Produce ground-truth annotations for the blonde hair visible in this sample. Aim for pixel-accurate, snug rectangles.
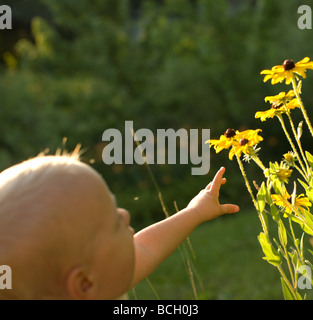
[0,151,81,206]
[0,151,99,299]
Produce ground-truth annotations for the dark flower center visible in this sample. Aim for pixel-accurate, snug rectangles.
[239,138,249,146]
[287,196,292,204]
[283,60,295,71]
[224,128,236,138]
[272,103,283,110]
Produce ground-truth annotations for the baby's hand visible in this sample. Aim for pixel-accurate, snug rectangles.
[187,167,239,223]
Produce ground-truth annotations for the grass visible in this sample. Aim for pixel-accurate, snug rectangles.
[128,209,285,300]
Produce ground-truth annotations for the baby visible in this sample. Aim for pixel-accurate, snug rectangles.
[0,154,239,299]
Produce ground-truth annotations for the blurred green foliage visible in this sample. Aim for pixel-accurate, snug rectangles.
[1,0,313,227]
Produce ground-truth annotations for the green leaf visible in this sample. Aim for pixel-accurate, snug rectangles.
[260,210,269,232]
[258,232,281,266]
[265,182,273,204]
[291,182,297,207]
[303,209,313,233]
[256,182,267,213]
[306,187,313,202]
[297,80,302,94]
[281,277,294,300]
[270,204,280,222]
[289,214,313,236]
[297,179,313,202]
[272,178,286,196]
[280,278,302,300]
[305,151,313,170]
[278,220,287,246]
[289,250,298,270]
[300,233,305,259]
[298,179,308,190]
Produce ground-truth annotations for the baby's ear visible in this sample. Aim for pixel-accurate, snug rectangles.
[66,266,94,300]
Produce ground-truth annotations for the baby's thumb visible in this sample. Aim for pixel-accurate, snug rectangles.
[221,204,240,214]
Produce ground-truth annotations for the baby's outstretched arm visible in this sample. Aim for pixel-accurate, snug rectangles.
[130,167,239,287]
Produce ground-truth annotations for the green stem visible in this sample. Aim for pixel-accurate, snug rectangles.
[285,108,310,175]
[288,217,304,264]
[252,155,266,171]
[294,164,309,183]
[235,152,268,236]
[277,114,307,177]
[133,129,170,218]
[277,265,299,300]
[282,237,296,289]
[236,153,257,207]
[292,78,313,138]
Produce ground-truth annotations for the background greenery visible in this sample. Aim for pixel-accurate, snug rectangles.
[2,0,313,299]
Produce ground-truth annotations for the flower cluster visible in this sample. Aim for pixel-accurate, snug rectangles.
[208,57,313,300]
[207,128,263,160]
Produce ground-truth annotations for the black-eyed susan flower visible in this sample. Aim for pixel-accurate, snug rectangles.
[206,128,237,153]
[235,129,263,143]
[271,192,311,217]
[255,91,300,122]
[228,129,263,160]
[265,161,293,184]
[261,57,313,85]
[264,90,295,106]
[255,106,282,122]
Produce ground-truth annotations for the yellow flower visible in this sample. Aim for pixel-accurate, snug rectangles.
[229,129,263,160]
[261,57,313,85]
[209,129,263,160]
[255,91,300,122]
[264,90,295,106]
[206,128,237,153]
[235,129,263,145]
[255,108,280,122]
[283,152,297,166]
[265,162,292,184]
[276,168,293,183]
[272,192,311,217]
[283,152,294,162]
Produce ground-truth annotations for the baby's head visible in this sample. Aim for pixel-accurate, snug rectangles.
[0,155,135,299]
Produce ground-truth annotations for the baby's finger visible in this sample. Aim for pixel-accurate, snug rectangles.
[205,168,226,191]
[205,182,212,191]
[210,167,226,195]
[206,177,226,190]
[221,204,240,214]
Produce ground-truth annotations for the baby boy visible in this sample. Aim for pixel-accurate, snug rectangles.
[0,154,239,299]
